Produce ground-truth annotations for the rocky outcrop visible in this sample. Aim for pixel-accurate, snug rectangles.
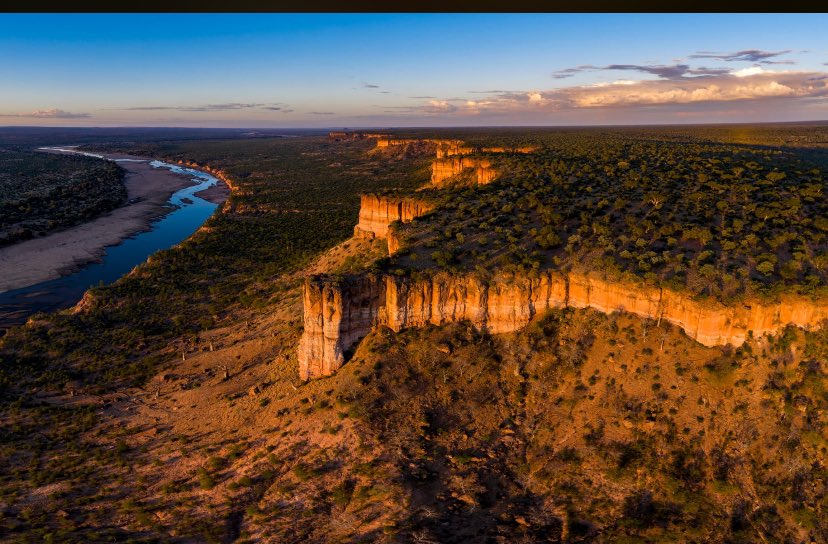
[301,133,828,380]
[483,146,538,155]
[435,140,473,158]
[435,142,538,158]
[377,137,451,150]
[175,161,238,192]
[431,157,497,186]
[353,194,434,239]
[297,274,387,380]
[375,138,538,158]
[297,270,828,379]
[386,225,404,255]
[329,131,388,141]
[375,138,412,148]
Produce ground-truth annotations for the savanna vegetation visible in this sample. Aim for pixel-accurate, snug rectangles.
[0,148,126,246]
[0,134,430,542]
[332,311,828,543]
[384,129,828,303]
[0,125,827,542]
[0,136,430,392]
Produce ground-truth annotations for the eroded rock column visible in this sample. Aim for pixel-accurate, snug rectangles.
[297,274,385,380]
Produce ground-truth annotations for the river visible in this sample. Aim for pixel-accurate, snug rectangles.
[0,150,222,329]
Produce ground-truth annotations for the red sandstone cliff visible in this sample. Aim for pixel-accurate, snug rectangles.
[297,275,386,380]
[353,194,434,239]
[434,142,538,158]
[435,140,473,158]
[297,270,828,379]
[377,138,537,159]
[375,138,412,148]
[297,136,828,381]
[329,131,388,141]
[431,157,497,186]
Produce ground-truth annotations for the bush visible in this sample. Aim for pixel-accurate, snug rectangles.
[197,468,215,490]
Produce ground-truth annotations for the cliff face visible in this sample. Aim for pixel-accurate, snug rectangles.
[435,144,538,158]
[297,270,828,379]
[435,141,474,158]
[297,275,387,380]
[377,138,534,158]
[300,135,828,380]
[353,194,434,239]
[378,138,460,152]
[386,226,403,255]
[375,138,412,148]
[431,157,497,186]
[329,131,387,141]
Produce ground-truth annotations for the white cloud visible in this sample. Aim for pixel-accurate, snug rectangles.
[0,108,91,119]
[423,100,458,114]
[415,69,828,116]
[731,66,766,77]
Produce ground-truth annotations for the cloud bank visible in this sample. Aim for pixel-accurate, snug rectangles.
[122,103,286,112]
[0,108,91,119]
[552,64,731,80]
[688,49,792,62]
[416,62,828,120]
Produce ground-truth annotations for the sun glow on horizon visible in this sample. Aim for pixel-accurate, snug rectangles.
[1,13,827,127]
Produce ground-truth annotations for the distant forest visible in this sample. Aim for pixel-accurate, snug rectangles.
[0,148,126,246]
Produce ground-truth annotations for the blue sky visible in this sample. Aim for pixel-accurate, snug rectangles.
[1,13,827,127]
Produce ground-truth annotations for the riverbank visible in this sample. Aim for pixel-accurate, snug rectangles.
[0,153,229,293]
[193,179,231,204]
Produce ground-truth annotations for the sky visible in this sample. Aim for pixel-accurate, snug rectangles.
[1,13,827,128]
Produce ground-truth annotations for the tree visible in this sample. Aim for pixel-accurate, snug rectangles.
[756,261,775,276]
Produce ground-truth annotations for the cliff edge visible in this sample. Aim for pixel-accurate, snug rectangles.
[297,270,828,379]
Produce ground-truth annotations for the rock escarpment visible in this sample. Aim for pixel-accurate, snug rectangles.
[377,137,456,151]
[297,270,828,379]
[373,138,533,186]
[435,140,474,158]
[435,143,538,158]
[328,131,388,141]
[375,138,414,148]
[376,138,535,158]
[300,134,827,380]
[297,274,387,380]
[431,157,497,186]
[386,225,404,255]
[353,194,434,239]
[175,161,238,192]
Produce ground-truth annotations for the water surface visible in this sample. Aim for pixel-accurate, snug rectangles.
[0,153,220,329]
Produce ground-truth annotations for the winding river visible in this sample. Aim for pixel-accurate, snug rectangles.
[0,150,222,329]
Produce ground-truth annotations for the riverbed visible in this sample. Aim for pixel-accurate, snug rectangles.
[0,149,228,329]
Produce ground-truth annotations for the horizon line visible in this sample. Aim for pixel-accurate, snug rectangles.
[3,120,828,131]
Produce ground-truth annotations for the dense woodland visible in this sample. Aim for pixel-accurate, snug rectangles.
[387,130,828,302]
[0,126,827,542]
[0,148,126,246]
